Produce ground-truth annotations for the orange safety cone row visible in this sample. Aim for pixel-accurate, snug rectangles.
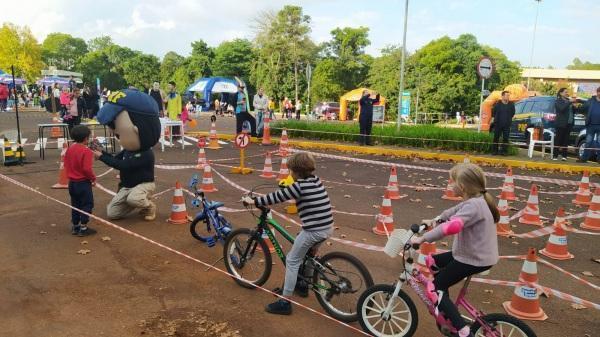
[503,248,547,321]
[277,129,289,156]
[260,152,276,178]
[51,142,69,189]
[581,187,600,231]
[572,171,592,205]
[200,163,218,193]
[442,178,462,201]
[262,117,272,145]
[167,182,191,224]
[539,223,574,260]
[196,147,207,170]
[416,239,437,279]
[496,196,514,237]
[386,166,406,200]
[519,184,543,226]
[498,167,518,201]
[373,190,394,236]
[207,122,221,149]
[277,156,290,180]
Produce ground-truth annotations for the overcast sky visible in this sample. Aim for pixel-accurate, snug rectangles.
[2,0,598,68]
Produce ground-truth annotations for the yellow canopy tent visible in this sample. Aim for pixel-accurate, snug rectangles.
[339,88,386,121]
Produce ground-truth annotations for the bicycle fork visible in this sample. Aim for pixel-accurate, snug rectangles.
[381,273,408,320]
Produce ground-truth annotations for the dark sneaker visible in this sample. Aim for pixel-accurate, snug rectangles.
[295,281,309,298]
[78,226,97,237]
[71,224,80,235]
[265,299,292,315]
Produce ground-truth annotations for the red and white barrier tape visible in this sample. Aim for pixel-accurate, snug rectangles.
[96,168,114,178]
[332,210,376,217]
[0,173,371,336]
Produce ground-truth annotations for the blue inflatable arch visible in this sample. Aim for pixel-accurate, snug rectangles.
[186,77,238,111]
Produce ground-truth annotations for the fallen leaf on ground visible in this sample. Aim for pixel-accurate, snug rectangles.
[342,171,347,177]
[426,205,434,209]
[592,258,600,264]
[340,234,347,238]
[80,240,88,245]
[77,249,91,255]
[326,241,332,246]
[164,261,170,265]
[39,231,47,234]
[345,179,352,182]
[511,241,519,245]
[440,242,449,247]
[409,198,422,203]
[362,238,367,242]
[482,301,491,304]
[50,223,56,227]
[582,271,594,277]
[334,226,340,230]
[484,289,494,294]
[372,205,380,209]
[101,236,111,241]
[344,194,351,198]
[571,303,586,310]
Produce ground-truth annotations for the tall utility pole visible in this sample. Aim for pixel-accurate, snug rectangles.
[526,0,542,90]
[397,0,409,130]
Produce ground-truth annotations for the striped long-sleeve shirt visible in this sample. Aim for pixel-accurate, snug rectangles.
[255,175,333,231]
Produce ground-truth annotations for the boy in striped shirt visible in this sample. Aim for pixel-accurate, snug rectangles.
[244,152,333,315]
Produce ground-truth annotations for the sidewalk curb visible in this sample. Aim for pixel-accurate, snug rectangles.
[186,131,600,174]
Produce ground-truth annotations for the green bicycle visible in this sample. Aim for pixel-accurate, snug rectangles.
[222,192,374,322]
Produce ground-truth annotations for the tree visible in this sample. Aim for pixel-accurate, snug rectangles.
[0,23,44,83]
[122,54,160,90]
[367,46,403,120]
[88,36,113,52]
[77,51,126,90]
[212,39,254,79]
[567,58,600,71]
[41,33,88,70]
[187,40,213,80]
[160,51,185,85]
[310,58,345,102]
[252,6,316,102]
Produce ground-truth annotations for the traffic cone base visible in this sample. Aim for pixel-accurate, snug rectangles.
[167,182,190,224]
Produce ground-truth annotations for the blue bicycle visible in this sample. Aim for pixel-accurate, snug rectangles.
[188,174,233,247]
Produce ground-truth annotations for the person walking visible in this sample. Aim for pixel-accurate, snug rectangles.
[295,99,302,120]
[253,87,269,137]
[0,83,8,112]
[59,87,71,118]
[579,87,600,163]
[358,90,380,146]
[490,91,515,156]
[553,88,575,161]
[64,87,86,135]
[235,84,256,136]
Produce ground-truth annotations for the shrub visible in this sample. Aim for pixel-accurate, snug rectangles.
[270,120,517,155]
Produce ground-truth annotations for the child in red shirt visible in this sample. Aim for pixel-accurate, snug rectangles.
[64,125,96,236]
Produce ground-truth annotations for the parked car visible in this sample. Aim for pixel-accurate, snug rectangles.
[509,96,587,155]
[313,102,342,120]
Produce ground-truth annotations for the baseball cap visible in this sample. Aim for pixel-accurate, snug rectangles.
[97,89,159,125]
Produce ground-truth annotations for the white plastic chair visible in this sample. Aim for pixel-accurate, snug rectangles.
[527,127,554,159]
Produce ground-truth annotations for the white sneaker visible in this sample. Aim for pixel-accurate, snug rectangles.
[552,157,558,161]
[561,157,567,161]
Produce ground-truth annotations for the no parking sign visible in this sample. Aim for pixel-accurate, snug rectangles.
[234,133,250,149]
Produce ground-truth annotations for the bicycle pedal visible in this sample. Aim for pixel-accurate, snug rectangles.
[206,237,216,247]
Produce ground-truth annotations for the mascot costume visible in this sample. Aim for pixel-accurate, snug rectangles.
[94,89,161,221]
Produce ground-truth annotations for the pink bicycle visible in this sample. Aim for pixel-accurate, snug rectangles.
[357,224,536,337]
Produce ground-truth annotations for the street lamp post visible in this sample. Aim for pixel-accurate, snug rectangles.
[526,0,542,90]
[397,0,409,130]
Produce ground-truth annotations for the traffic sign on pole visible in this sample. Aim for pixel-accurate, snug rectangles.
[477,57,494,79]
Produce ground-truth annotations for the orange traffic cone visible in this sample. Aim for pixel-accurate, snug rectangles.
[386,166,406,200]
[496,196,514,237]
[373,190,394,236]
[52,142,69,189]
[196,147,207,169]
[200,163,218,193]
[572,171,592,206]
[277,156,290,180]
[262,117,272,145]
[503,248,547,321]
[552,207,569,229]
[442,178,462,201]
[277,129,289,156]
[581,187,600,231]
[167,182,191,224]
[258,229,276,253]
[260,152,276,178]
[498,167,518,201]
[207,122,221,149]
[416,240,437,279]
[519,184,543,226]
[539,224,574,260]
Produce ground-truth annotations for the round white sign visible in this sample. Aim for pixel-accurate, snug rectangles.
[234,133,250,149]
[477,57,494,79]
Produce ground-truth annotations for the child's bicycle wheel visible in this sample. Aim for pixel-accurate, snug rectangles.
[189,215,215,243]
[223,228,272,289]
[313,252,374,323]
[357,284,418,336]
[471,313,537,337]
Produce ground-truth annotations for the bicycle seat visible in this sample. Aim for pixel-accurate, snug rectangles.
[207,201,224,210]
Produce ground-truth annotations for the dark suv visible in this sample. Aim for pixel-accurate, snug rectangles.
[509,96,587,154]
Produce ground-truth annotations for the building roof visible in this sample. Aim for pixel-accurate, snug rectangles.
[41,66,83,78]
[522,68,600,81]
